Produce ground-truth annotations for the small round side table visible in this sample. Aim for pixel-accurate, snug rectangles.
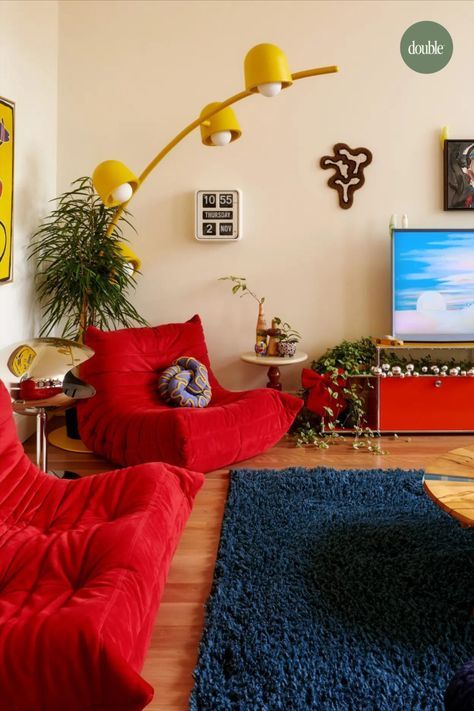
[240,351,308,390]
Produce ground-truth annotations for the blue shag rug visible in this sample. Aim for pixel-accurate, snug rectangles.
[189,468,474,711]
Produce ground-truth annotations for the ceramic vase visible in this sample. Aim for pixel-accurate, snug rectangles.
[255,303,267,355]
[278,341,297,358]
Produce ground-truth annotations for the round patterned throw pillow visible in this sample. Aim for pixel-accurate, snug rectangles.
[158,356,212,408]
[445,660,474,710]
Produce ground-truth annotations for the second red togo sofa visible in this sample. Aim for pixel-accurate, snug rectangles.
[0,380,204,711]
[77,315,303,472]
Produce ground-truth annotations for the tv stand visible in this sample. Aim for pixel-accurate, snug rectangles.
[375,343,474,433]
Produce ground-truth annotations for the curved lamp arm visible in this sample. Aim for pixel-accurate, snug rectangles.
[94,50,339,236]
[105,88,249,236]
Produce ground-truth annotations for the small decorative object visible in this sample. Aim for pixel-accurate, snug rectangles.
[0,96,14,283]
[373,336,404,346]
[468,369,474,377]
[413,371,420,377]
[461,370,467,377]
[255,338,267,356]
[449,367,460,376]
[273,317,301,358]
[256,302,268,353]
[158,357,212,408]
[406,364,414,372]
[278,342,297,358]
[382,363,390,371]
[266,319,281,357]
[444,140,474,210]
[441,365,448,372]
[320,142,372,209]
[422,366,428,373]
[392,366,402,376]
[219,276,267,354]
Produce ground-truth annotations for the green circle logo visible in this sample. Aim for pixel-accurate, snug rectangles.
[400,21,453,73]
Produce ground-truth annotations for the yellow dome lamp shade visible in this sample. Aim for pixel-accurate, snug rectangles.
[92,160,139,207]
[244,43,293,97]
[200,103,242,147]
[116,242,142,274]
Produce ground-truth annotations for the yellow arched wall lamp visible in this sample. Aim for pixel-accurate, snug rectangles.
[91,43,339,262]
[50,44,336,454]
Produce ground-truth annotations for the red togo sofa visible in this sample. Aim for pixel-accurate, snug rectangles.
[77,315,303,472]
[0,380,204,711]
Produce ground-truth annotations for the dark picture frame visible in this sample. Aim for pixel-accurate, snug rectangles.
[444,139,474,210]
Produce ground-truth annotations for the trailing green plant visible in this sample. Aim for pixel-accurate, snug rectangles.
[219,276,265,304]
[312,337,376,375]
[29,177,147,339]
[273,317,301,344]
[293,337,474,455]
[293,337,386,454]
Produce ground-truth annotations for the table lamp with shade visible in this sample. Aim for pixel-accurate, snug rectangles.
[5,338,96,477]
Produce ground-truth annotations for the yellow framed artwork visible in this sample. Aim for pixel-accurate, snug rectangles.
[0,96,14,283]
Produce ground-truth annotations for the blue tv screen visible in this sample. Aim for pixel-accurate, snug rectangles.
[392,229,474,342]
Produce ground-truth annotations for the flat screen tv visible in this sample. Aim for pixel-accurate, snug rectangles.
[392,228,474,342]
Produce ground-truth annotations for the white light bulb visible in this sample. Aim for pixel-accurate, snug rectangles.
[257,82,282,97]
[210,131,232,146]
[111,183,133,204]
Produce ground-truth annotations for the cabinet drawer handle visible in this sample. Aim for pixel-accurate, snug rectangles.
[434,379,442,388]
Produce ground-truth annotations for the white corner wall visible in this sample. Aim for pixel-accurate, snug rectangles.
[0,0,58,438]
[56,0,474,391]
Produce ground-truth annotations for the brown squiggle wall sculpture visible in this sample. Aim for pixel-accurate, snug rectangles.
[320,143,372,209]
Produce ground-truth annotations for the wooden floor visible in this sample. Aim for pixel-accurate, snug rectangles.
[25,430,474,711]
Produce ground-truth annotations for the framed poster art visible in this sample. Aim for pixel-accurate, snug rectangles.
[0,96,14,283]
[444,139,474,210]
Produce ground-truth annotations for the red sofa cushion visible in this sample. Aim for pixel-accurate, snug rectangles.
[0,381,204,711]
[78,315,303,472]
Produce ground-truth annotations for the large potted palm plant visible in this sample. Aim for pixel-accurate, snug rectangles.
[29,176,147,446]
[30,176,146,339]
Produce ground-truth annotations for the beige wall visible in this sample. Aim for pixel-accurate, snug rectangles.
[57,0,474,391]
[0,0,58,438]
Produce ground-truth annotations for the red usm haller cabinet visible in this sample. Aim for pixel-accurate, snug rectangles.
[377,376,474,432]
[375,344,474,433]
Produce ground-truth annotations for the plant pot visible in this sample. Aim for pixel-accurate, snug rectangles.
[65,406,81,439]
[278,342,297,358]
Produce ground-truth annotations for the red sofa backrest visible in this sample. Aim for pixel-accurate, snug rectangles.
[0,380,39,509]
[81,315,221,401]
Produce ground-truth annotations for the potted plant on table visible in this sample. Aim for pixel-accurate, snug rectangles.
[219,276,268,354]
[273,317,301,357]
